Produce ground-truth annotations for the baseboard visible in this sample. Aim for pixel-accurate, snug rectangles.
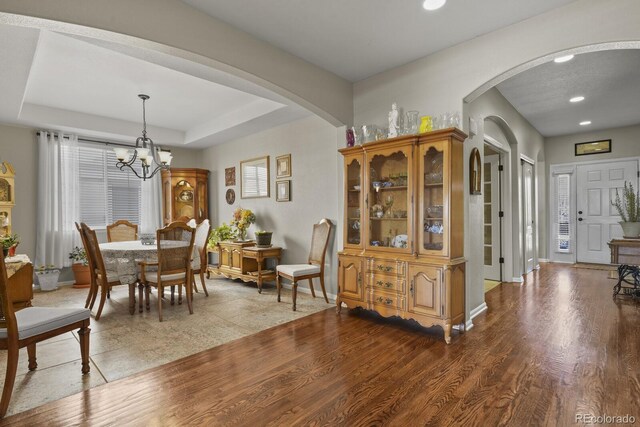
[464,302,488,331]
[538,258,550,263]
[280,283,337,302]
[511,276,524,283]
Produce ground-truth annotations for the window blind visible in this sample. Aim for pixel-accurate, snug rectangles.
[78,143,141,228]
[556,174,570,252]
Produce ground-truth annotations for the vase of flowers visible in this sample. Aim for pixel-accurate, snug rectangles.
[231,207,256,242]
[612,181,640,238]
[68,246,91,288]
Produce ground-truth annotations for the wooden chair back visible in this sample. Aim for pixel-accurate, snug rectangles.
[308,219,332,270]
[106,220,138,242]
[0,251,17,336]
[193,219,211,270]
[75,222,95,274]
[156,222,195,276]
[81,223,110,282]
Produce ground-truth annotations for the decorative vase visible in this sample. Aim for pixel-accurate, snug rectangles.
[419,116,433,133]
[619,221,640,239]
[346,129,355,147]
[255,232,273,247]
[237,229,247,242]
[7,244,17,257]
[71,263,91,288]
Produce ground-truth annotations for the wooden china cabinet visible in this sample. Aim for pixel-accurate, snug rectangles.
[337,128,466,344]
[161,168,209,225]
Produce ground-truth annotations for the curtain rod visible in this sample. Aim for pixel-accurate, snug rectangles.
[36,131,136,149]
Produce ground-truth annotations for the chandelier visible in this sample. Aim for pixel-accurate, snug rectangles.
[113,94,172,180]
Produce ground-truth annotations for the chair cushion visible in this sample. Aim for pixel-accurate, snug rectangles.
[0,307,90,340]
[276,264,320,278]
[139,271,187,283]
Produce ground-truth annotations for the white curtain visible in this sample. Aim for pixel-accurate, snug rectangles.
[36,132,80,268]
[140,172,163,235]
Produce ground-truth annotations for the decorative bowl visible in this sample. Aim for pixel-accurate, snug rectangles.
[426,205,443,218]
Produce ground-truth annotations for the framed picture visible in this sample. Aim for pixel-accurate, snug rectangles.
[276,154,291,178]
[575,139,611,156]
[240,156,270,199]
[276,180,290,202]
[469,147,481,195]
[225,167,236,186]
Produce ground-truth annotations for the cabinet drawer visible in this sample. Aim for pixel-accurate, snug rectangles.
[369,273,405,293]
[367,259,406,276]
[368,289,406,311]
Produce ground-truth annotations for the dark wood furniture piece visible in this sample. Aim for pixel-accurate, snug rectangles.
[209,242,282,293]
[139,222,195,322]
[337,128,466,344]
[106,220,138,242]
[81,223,130,320]
[276,219,332,311]
[3,255,33,311]
[161,168,209,225]
[0,252,90,418]
[608,238,640,298]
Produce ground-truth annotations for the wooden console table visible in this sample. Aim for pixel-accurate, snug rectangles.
[608,239,640,299]
[5,254,34,310]
[208,241,282,293]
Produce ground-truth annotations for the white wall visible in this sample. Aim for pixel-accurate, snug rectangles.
[201,115,340,295]
[0,124,38,259]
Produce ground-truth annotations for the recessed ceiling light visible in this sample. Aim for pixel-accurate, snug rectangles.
[570,96,585,103]
[579,121,591,126]
[423,0,446,11]
[554,54,574,63]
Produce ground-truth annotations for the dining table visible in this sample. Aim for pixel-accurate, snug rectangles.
[99,240,191,314]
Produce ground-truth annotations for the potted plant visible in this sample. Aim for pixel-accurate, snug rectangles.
[35,265,61,291]
[207,222,237,249]
[68,246,91,288]
[612,181,640,238]
[255,230,273,247]
[231,207,256,241]
[1,233,19,257]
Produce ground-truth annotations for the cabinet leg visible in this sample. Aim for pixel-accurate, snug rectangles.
[444,324,452,344]
[336,297,342,314]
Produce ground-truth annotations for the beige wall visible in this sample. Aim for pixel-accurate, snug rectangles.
[0,124,38,259]
[168,146,204,169]
[201,115,340,296]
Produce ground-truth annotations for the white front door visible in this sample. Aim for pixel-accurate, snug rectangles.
[484,155,501,281]
[522,161,535,274]
[576,160,639,263]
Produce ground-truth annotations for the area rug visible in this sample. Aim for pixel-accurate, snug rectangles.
[484,279,501,293]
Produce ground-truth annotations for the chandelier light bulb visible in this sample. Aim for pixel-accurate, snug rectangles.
[423,0,446,11]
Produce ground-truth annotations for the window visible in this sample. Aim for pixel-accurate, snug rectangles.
[78,143,142,228]
[556,173,570,252]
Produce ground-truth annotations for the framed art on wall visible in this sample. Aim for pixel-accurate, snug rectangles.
[575,139,611,156]
[240,156,270,199]
[276,180,290,202]
[276,154,291,178]
[225,167,236,186]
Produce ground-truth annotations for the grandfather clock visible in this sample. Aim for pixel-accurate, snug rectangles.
[161,168,209,225]
[0,162,15,236]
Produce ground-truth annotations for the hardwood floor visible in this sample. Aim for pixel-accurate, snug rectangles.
[1,263,638,426]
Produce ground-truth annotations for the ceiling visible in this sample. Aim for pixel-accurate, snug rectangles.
[182,0,578,82]
[496,50,640,137]
[0,23,310,148]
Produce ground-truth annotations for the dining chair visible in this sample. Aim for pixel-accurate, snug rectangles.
[75,222,96,309]
[106,220,138,242]
[81,223,125,320]
[191,219,211,297]
[139,222,195,321]
[0,251,90,418]
[276,218,333,311]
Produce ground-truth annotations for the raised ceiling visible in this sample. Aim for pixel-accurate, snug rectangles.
[182,0,578,82]
[496,50,640,137]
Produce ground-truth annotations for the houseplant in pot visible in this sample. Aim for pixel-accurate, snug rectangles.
[612,181,640,238]
[255,230,273,247]
[35,265,61,291]
[1,233,19,257]
[207,222,236,249]
[69,246,91,288]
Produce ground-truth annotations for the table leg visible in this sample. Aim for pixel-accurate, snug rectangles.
[138,282,144,313]
[128,283,136,315]
[257,255,263,294]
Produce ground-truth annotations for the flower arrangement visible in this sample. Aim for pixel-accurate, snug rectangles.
[231,207,256,241]
[68,246,88,265]
[208,222,237,248]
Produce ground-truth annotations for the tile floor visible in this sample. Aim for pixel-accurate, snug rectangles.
[0,277,332,417]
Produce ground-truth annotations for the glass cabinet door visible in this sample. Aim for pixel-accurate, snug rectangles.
[421,142,448,255]
[345,156,363,247]
[174,179,195,219]
[366,148,411,251]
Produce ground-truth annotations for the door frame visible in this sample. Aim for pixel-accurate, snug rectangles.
[483,151,502,281]
[548,156,640,263]
[521,155,537,274]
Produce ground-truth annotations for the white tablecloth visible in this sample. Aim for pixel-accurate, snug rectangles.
[99,240,189,285]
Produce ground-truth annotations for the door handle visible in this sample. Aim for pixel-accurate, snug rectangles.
[578,218,583,221]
